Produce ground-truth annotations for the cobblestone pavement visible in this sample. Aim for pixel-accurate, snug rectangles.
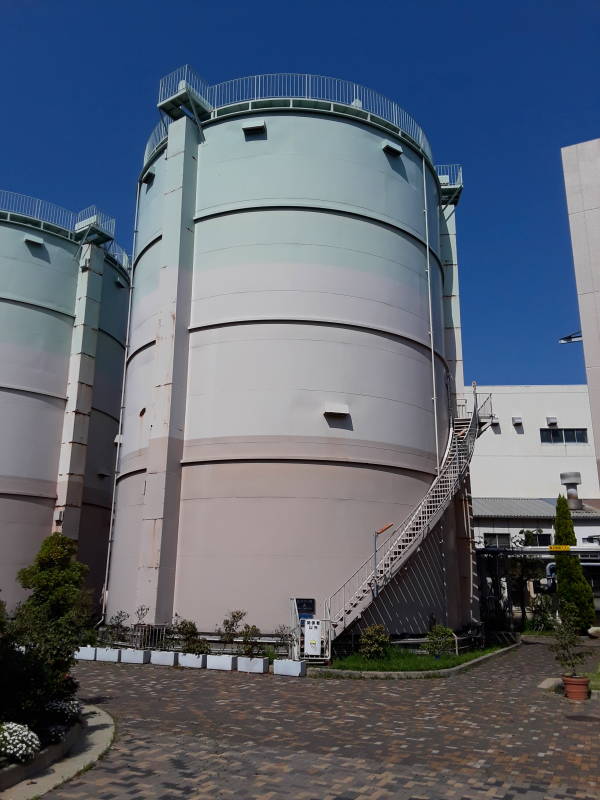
[45,642,600,800]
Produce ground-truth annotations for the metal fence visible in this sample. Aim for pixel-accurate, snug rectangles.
[0,189,76,231]
[151,66,433,161]
[0,190,129,269]
[434,164,463,187]
[104,240,130,270]
[76,205,116,238]
[144,117,171,163]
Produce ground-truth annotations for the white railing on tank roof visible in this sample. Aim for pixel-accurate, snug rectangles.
[0,189,76,231]
[0,190,129,271]
[435,164,463,187]
[151,66,433,161]
[144,117,171,162]
[76,205,116,238]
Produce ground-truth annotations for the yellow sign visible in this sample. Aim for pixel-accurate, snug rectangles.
[548,544,571,551]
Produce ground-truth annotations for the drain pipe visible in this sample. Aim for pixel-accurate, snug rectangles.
[422,158,440,472]
[99,179,141,623]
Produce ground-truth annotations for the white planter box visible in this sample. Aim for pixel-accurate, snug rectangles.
[207,654,237,671]
[237,656,269,673]
[96,647,120,663]
[75,646,96,661]
[120,648,150,664]
[274,659,306,677]
[178,653,207,669]
[150,650,178,666]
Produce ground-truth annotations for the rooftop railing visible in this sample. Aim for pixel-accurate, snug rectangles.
[0,190,129,270]
[434,164,463,187]
[148,66,433,161]
[0,189,76,231]
[76,205,116,238]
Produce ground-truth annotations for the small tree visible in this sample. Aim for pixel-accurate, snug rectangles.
[553,496,595,633]
[551,602,585,676]
[2,534,93,727]
[218,610,246,646]
[240,624,262,657]
[359,624,389,660]
[173,617,211,655]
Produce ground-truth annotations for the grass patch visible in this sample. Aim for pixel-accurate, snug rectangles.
[329,645,503,672]
[586,658,600,690]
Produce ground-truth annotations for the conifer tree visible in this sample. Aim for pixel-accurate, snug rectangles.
[553,495,595,632]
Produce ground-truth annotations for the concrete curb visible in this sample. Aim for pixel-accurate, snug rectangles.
[307,642,520,680]
[0,722,82,793]
[2,705,114,800]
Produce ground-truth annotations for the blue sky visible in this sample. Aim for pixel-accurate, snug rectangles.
[2,0,599,385]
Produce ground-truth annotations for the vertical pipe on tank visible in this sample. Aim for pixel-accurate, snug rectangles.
[100,180,141,621]
[422,157,440,471]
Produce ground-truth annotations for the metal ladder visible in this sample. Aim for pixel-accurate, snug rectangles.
[321,391,492,655]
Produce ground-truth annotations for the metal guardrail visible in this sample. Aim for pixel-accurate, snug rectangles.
[76,205,116,238]
[158,64,212,107]
[147,66,434,162]
[435,164,463,186]
[144,118,170,162]
[0,189,76,230]
[0,190,129,270]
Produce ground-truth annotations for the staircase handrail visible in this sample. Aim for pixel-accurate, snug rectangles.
[324,391,489,631]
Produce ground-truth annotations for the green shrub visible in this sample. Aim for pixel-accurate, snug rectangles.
[171,616,211,654]
[551,602,585,676]
[359,624,389,660]
[218,610,246,645]
[100,610,130,644]
[424,625,455,658]
[528,594,555,632]
[1,534,93,729]
[240,624,262,657]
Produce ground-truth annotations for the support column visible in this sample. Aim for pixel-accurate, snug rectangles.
[54,243,104,539]
[136,116,198,623]
[440,204,465,414]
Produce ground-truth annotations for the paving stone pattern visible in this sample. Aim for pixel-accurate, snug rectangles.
[45,642,600,800]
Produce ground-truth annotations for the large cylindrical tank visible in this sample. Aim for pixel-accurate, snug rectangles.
[0,194,130,608]
[107,73,450,631]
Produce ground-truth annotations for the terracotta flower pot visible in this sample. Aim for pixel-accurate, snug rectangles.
[562,675,590,701]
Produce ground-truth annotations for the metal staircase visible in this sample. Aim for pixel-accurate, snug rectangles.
[316,390,492,656]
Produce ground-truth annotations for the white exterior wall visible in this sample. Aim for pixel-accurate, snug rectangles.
[470,385,600,499]
[562,139,600,484]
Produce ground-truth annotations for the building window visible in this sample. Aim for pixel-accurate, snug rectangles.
[539,427,587,444]
[484,533,511,548]
[523,532,552,546]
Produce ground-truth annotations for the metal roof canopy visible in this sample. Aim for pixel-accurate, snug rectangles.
[472,496,600,520]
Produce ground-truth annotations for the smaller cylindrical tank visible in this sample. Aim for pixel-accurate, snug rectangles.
[0,191,130,609]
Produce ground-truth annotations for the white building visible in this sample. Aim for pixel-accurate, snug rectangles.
[470,384,600,548]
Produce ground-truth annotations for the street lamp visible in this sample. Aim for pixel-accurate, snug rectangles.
[373,522,394,597]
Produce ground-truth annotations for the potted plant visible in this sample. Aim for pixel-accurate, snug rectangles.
[208,610,244,670]
[551,602,590,701]
[237,624,268,673]
[175,618,211,668]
